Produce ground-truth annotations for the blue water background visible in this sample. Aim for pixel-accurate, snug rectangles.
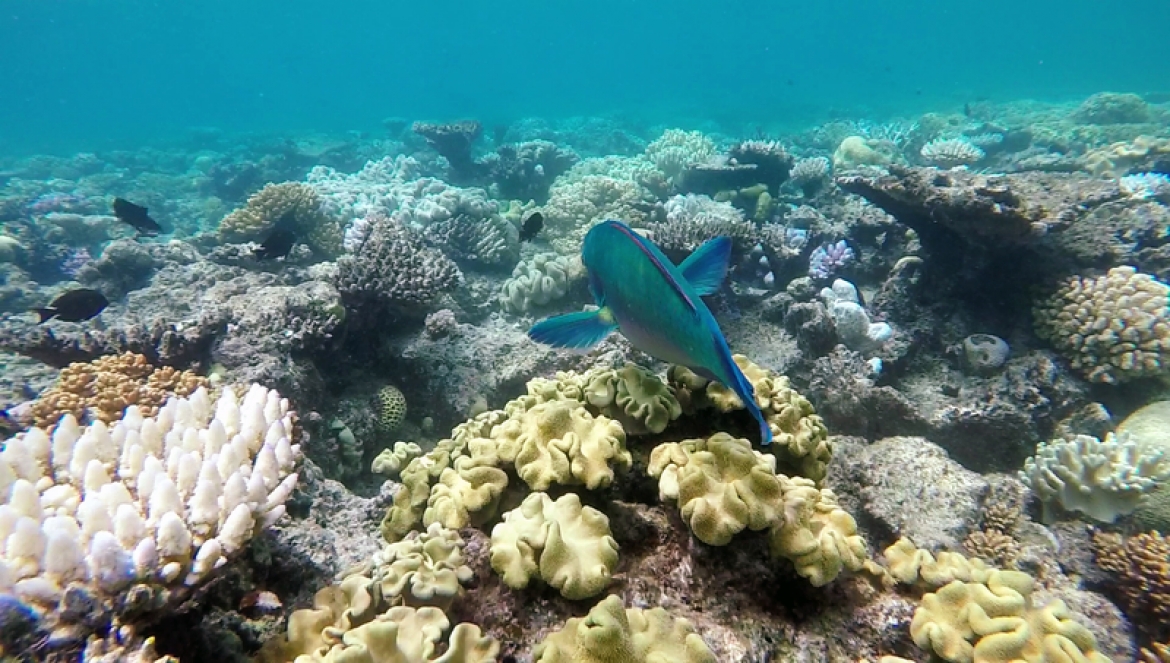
[2,0,1168,154]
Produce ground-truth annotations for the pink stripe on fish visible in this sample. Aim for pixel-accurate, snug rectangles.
[609,222,697,313]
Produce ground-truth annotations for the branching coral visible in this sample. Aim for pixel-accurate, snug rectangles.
[0,385,299,646]
[336,211,462,314]
[1034,266,1170,383]
[30,352,207,429]
[645,129,718,181]
[919,138,985,168]
[646,194,757,255]
[1091,529,1170,641]
[532,594,716,663]
[1019,432,1170,523]
[489,492,618,600]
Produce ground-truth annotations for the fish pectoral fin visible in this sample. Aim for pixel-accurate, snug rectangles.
[528,308,618,349]
[678,236,732,296]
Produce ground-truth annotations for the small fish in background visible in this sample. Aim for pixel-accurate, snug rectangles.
[33,288,109,323]
[527,219,772,445]
[112,197,163,236]
[518,212,544,243]
[253,212,298,260]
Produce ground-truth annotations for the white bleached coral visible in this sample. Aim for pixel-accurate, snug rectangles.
[0,384,299,623]
[1019,432,1170,523]
[919,138,985,168]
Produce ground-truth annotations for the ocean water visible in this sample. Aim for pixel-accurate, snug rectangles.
[3,0,1169,154]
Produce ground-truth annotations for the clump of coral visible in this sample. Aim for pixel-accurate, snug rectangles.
[0,385,299,651]
[1034,266,1170,383]
[217,182,343,257]
[30,352,207,429]
[499,253,583,315]
[1092,529,1170,643]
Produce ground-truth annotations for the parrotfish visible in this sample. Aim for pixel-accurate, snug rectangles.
[528,219,772,445]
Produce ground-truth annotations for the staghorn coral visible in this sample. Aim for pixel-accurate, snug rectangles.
[909,569,1110,662]
[489,491,619,600]
[1091,529,1170,639]
[0,385,299,648]
[919,138,986,168]
[336,211,462,315]
[30,352,207,429]
[1034,266,1170,384]
[532,594,716,663]
[217,182,342,257]
[499,253,583,315]
[1019,432,1170,523]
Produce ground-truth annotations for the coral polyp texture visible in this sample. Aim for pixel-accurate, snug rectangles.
[0,384,299,645]
[218,181,343,257]
[30,352,208,429]
[1034,266,1170,383]
[919,137,985,167]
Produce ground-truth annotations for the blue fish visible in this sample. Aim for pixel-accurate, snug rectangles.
[528,220,772,445]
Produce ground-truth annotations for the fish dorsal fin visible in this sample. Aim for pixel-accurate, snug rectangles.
[610,222,699,314]
[678,236,732,296]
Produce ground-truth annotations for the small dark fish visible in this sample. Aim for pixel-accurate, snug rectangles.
[112,197,162,236]
[34,288,109,323]
[519,212,544,243]
[253,227,297,260]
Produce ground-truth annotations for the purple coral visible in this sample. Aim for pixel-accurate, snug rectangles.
[60,248,92,278]
[808,240,854,279]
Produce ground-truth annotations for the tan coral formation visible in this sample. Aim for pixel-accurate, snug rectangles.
[31,352,208,429]
[1034,266,1170,384]
[217,181,342,257]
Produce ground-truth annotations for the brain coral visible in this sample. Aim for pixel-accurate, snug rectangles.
[1034,266,1170,383]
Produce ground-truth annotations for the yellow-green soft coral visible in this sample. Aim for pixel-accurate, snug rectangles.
[909,570,1110,663]
[532,594,717,663]
[883,538,994,587]
[485,400,631,491]
[299,605,496,663]
[373,442,424,478]
[769,475,868,587]
[366,523,474,611]
[582,365,682,435]
[217,181,343,257]
[648,433,865,586]
[648,433,784,546]
[669,355,832,483]
[489,492,619,600]
[381,438,467,542]
[422,456,509,529]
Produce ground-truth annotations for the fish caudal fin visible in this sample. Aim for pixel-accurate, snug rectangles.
[679,236,732,296]
[528,309,618,349]
[34,308,56,323]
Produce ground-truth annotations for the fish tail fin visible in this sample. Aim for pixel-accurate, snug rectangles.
[528,309,618,349]
[34,308,56,323]
[756,411,773,446]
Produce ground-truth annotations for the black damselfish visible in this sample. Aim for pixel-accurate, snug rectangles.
[112,197,163,236]
[254,227,297,259]
[35,288,109,323]
[519,212,544,242]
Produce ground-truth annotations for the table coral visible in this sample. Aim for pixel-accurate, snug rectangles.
[909,569,1110,663]
[532,594,716,663]
[0,384,298,648]
[30,352,208,429]
[489,492,619,600]
[1034,266,1170,384]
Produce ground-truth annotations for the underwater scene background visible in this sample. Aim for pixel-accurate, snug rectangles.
[1,1,1170,662]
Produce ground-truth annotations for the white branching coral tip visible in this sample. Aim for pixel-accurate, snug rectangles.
[0,383,300,620]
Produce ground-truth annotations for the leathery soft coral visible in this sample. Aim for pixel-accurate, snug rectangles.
[489,491,619,600]
[909,569,1110,663]
[0,384,299,644]
[648,433,867,586]
[532,594,716,663]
